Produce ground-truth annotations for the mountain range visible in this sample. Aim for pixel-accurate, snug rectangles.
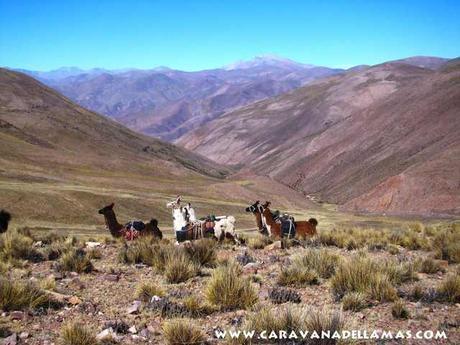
[4,55,459,218]
[180,58,460,216]
[0,68,316,229]
[17,56,344,141]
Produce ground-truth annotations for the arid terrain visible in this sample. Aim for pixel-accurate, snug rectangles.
[1,58,459,345]
[1,222,459,344]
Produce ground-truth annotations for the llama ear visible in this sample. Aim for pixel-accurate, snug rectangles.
[109,203,114,209]
[255,200,260,204]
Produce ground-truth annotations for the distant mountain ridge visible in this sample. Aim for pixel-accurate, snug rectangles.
[13,56,344,141]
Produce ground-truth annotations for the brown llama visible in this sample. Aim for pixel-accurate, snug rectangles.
[261,201,317,239]
[98,203,162,240]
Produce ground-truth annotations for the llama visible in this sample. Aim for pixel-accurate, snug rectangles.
[98,203,162,240]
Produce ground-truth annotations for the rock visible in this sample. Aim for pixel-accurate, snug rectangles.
[139,328,149,338]
[243,262,260,274]
[78,301,97,314]
[104,320,129,334]
[19,332,29,339]
[85,241,102,248]
[127,301,141,314]
[134,264,147,269]
[68,296,82,305]
[43,290,72,304]
[236,251,255,266]
[150,295,162,303]
[69,277,86,290]
[96,328,118,342]
[265,241,282,251]
[128,326,137,334]
[53,272,64,280]
[69,272,79,277]
[33,241,44,247]
[105,274,120,282]
[268,287,301,304]
[3,333,17,345]
[10,311,24,320]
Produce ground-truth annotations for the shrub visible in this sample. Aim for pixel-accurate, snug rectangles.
[380,260,418,285]
[60,322,98,345]
[164,250,198,284]
[0,277,55,311]
[118,237,155,265]
[135,282,165,302]
[419,258,444,274]
[58,249,93,273]
[184,239,217,267]
[294,249,340,279]
[392,299,410,319]
[40,275,56,291]
[277,266,319,287]
[0,231,44,263]
[206,261,258,310]
[342,292,367,311]
[330,256,397,302]
[433,228,460,263]
[437,274,460,303]
[304,307,344,342]
[37,231,64,244]
[182,296,215,317]
[248,235,272,249]
[162,319,205,345]
[387,244,400,255]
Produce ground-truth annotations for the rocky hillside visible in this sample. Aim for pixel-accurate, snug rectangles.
[23,56,343,141]
[179,60,460,216]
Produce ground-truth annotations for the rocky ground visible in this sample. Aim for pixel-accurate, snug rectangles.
[1,225,460,345]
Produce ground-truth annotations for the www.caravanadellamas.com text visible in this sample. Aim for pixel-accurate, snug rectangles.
[214,329,448,341]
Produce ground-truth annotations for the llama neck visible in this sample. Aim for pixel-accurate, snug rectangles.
[255,213,263,230]
[104,209,122,236]
[263,210,279,236]
[263,211,276,226]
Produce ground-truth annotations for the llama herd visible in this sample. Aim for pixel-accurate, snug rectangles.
[99,197,318,243]
[0,197,319,244]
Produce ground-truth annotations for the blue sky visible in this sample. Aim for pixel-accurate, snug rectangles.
[1,0,459,71]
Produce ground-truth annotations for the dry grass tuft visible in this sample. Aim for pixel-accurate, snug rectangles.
[206,261,258,310]
[330,256,397,302]
[248,235,273,249]
[391,299,410,319]
[184,238,217,267]
[433,227,460,263]
[40,275,57,291]
[0,231,44,263]
[60,322,98,345]
[0,277,55,311]
[419,258,444,274]
[277,266,319,287]
[437,274,460,303]
[295,249,341,279]
[162,319,205,345]
[164,250,199,284]
[341,292,367,311]
[135,281,165,302]
[58,249,93,273]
